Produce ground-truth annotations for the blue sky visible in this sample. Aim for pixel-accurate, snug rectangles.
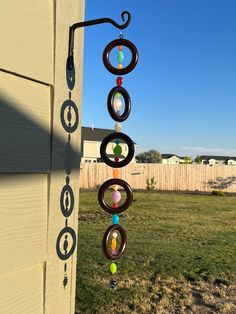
[82,0,236,157]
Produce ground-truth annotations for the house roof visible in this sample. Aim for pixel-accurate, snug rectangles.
[161,154,179,159]
[81,127,137,144]
[199,155,236,161]
[161,154,192,160]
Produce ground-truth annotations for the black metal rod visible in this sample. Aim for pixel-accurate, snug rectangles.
[67,11,131,70]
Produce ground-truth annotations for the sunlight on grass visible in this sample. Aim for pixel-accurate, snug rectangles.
[75,192,236,314]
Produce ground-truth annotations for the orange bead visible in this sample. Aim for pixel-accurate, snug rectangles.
[118,45,123,51]
[118,63,123,69]
[112,238,116,251]
[113,169,119,178]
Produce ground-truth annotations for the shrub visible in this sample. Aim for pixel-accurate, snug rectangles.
[212,190,225,196]
[146,177,157,191]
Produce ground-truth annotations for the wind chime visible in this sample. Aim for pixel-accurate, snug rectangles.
[67,11,138,289]
[98,17,138,288]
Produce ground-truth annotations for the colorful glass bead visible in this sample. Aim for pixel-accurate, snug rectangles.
[113,98,122,111]
[117,51,124,63]
[118,45,123,51]
[110,263,117,275]
[111,238,116,251]
[112,185,119,191]
[113,144,122,156]
[116,76,123,86]
[116,92,121,99]
[112,214,119,224]
[115,157,119,162]
[115,123,122,132]
[112,232,118,238]
[118,63,123,69]
[112,191,121,203]
[115,139,120,145]
[113,169,119,178]
[113,202,118,208]
[110,278,117,288]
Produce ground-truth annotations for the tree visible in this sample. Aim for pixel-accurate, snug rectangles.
[183,156,192,164]
[195,155,202,164]
[136,150,162,163]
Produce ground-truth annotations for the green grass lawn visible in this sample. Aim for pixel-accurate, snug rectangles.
[75,192,236,314]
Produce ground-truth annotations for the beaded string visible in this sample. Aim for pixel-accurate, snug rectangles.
[99,30,138,289]
[109,38,125,288]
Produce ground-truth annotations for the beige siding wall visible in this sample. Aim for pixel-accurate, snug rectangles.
[0,1,84,313]
[0,0,54,84]
[0,71,51,172]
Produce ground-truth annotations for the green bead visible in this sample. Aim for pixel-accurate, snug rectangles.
[117,51,124,63]
[110,263,117,275]
[113,144,122,156]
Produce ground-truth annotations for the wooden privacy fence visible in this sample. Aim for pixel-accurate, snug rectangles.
[80,163,236,192]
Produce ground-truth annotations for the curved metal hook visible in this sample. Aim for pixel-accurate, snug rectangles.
[106,11,131,29]
[67,11,132,70]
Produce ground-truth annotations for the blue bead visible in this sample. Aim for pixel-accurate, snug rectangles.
[115,139,120,145]
[112,214,119,225]
[110,279,117,289]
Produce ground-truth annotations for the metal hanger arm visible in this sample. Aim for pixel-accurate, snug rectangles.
[71,11,131,31]
[67,11,132,70]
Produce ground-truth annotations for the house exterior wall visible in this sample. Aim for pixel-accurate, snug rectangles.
[162,156,182,164]
[82,140,136,163]
[227,159,236,165]
[208,159,225,165]
[0,1,84,313]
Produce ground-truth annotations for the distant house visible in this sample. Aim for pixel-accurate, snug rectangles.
[81,126,137,163]
[198,155,236,165]
[161,154,191,164]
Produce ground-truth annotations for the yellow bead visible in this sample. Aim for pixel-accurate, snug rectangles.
[112,185,119,191]
[116,92,121,99]
[110,263,117,275]
[115,123,122,132]
[118,63,123,69]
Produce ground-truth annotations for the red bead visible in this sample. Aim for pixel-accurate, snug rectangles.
[116,76,123,86]
[113,202,118,208]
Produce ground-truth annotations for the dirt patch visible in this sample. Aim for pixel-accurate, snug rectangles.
[88,276,236,314]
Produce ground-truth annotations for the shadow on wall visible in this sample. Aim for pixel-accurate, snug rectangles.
[206,176,236,190]
[0,94,81,174]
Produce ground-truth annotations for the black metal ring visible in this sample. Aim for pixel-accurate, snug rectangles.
[56,226,77,260]
[103,38,138,75]
[98,178,133,214]
[60,99,79,133]
[102,224,127,260]
[100,132,134,168]
[60,184,74,217]
[107,86,131,122]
